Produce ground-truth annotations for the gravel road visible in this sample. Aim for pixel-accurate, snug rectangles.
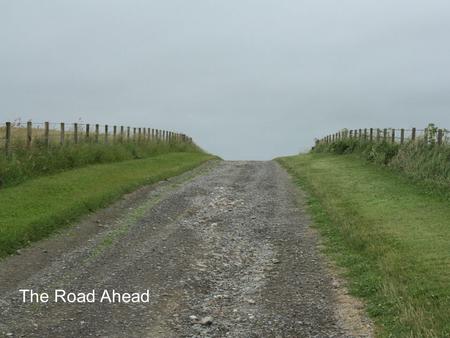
[0,161,372,337]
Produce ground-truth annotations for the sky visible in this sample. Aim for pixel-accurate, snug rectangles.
[1,0,450,160]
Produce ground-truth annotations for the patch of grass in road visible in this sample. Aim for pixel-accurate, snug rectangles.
[0,152,215,257]
[277,153,450,338]
[88,193,166,261]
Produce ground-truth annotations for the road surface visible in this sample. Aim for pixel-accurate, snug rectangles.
[0,161,372,337]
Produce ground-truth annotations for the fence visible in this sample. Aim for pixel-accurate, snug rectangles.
[1,121,192,156]
[315,127,450,147]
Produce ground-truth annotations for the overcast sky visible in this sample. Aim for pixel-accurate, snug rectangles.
[1,0,450,159]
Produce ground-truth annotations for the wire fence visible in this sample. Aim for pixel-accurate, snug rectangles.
[0,121,192,156]
[316,127,450,146]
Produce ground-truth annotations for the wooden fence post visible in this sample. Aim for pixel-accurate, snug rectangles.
[60,123,65,145]
[127,127,130,141]
[143,127,146,142]
[74,123,78,144]
[105,125,108,143]
[376,128,381,142]
[120,126,124,142]
[369,128,373,141]
[391,129,395,143]
[437,129,443,145]
[5,122,11,156]
[95,124,99,143]
[113,125,117,142]
[44,122,50,147]
[85,124,90,140]
[27,121,32,148]
[411,128,416,142]
[364,128,367,140]
[400,128,405,144]
[138,128,141,142]
[383,128,387,142]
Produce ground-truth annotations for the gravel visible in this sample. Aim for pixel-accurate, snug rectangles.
[0,160,372,337]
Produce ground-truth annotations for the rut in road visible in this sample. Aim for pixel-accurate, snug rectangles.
[0,161,372,337]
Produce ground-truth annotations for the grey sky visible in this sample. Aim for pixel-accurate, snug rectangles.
[1,0,450,160]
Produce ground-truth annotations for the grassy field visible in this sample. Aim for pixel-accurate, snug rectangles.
[0,152,215,257]
[277,153,450,337]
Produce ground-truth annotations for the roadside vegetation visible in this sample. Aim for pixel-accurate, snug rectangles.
[313,125,450,194]
[278,153,450,337]
[0,123,202,188]
[0,152,215,258]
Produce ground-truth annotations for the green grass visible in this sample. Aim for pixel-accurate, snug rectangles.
[314,137,450,193]
[277,153,450,338]
[0,152,215,257]
[0,138,203,188]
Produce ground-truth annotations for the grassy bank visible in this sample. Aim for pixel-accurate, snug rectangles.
[0,152,215,257]
[0,138,202,188]
[314,137,450,193]
[277,153,450,337]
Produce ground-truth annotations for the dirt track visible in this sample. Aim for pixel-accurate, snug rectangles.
[0,161,372,337]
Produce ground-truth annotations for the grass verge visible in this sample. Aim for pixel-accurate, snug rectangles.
[0,152,215,257]
[314,137,450,193]
[277,153,450,338]
[0,138,202,188]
